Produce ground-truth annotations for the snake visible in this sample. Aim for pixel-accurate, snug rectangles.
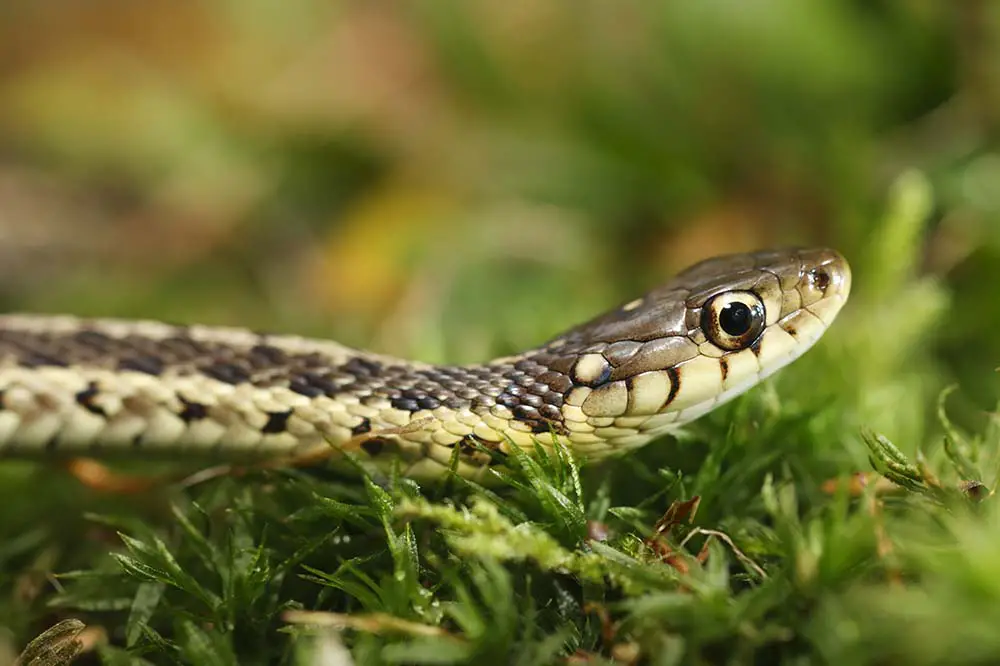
[0,247,850,480]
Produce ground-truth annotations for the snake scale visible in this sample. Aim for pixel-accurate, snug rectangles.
[0,247,850,480]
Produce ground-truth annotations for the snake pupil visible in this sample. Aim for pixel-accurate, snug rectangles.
[719,302,753,336]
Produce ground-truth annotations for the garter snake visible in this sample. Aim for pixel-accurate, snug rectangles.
[0,247,850,480]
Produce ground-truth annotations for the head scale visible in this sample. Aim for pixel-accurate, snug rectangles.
[527,248,851,442]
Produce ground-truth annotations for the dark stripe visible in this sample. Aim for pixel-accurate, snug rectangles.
[663,366,681,408]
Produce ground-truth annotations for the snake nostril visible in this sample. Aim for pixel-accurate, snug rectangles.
[810,269,831,292]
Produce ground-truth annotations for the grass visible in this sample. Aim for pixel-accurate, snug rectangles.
[3,172,998,666]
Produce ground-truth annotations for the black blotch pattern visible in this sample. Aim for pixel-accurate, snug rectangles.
[179,398,208,422]
[342,356,383,377]
[118,355,165,375]
[288,378,324,397]
[351,418,372,436]
[417,396,440,410]
[497,392,519,409]
[75,383,106,416]
[249,344,287,365]
[538,404,561,421]
[289,372,340,396]
[391,396,420,412]
[489,358,574,434]
[513,405,537,421]
[361,437,386,456]
[262,410,292,434]
[202,361,251,385]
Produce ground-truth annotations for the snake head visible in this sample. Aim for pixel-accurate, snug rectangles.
[524,248,851,441]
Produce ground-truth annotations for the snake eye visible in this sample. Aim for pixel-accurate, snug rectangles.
[701,291,766,351]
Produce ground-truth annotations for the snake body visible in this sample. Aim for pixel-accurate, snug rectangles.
[0,248,850,479]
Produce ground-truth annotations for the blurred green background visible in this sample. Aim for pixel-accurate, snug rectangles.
[1,2,1000,662]
[0,1,995,368]
[2,1,998,424]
